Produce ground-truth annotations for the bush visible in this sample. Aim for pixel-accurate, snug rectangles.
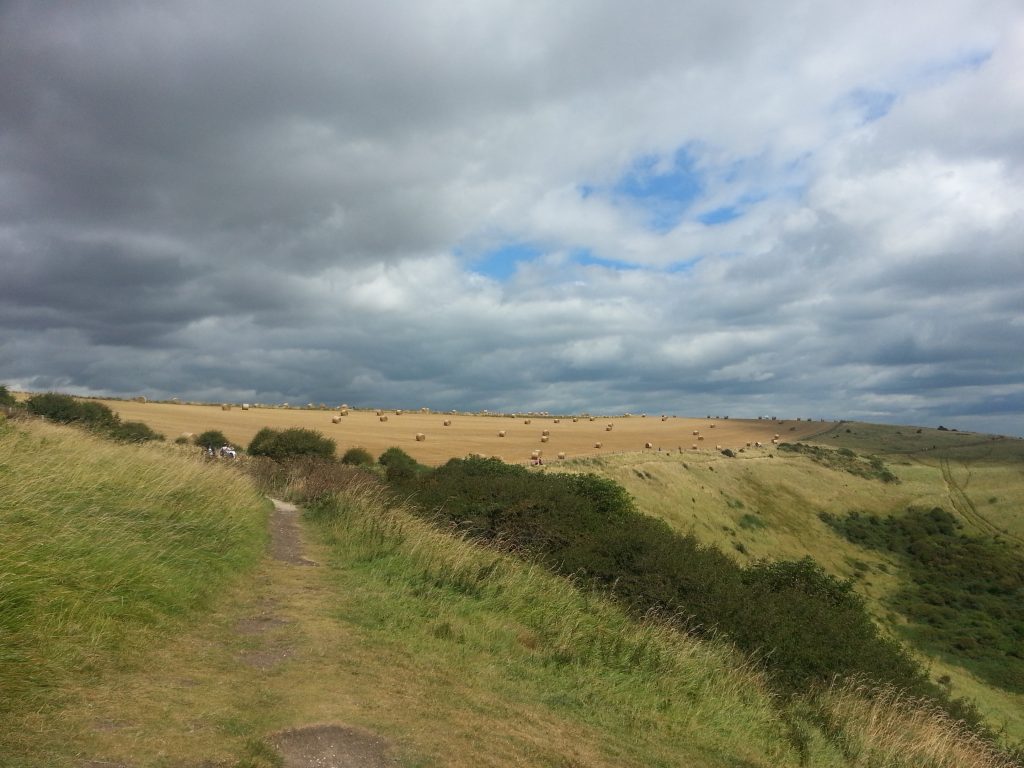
[341,447,374,466]
[24,393,160,443]
[0,385,16,408]
[378,446,420,483]
[247,427,335,461]
[195,430,231,450]
[26,393,117,428]
[106,420,164,443]
[392,456,933,701]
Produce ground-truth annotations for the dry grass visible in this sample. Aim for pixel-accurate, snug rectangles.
[818,681,1021,768]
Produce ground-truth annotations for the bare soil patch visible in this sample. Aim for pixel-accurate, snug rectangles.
[271,724,398,768]
[270,499,318,566]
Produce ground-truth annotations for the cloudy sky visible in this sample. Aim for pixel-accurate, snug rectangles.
[2,1,1022,434]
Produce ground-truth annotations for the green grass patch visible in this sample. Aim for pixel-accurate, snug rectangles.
[0,416,267,721]
[778,442,898,483]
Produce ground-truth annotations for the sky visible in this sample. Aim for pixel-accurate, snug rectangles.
[1,1,1023,435]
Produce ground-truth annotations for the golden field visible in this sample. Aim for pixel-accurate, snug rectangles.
[95,399,830,465]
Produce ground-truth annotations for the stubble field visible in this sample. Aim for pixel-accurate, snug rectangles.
[96,399,830,465]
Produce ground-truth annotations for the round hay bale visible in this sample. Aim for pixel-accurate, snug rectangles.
[241,403,250,410]
[645,442,653,449]
[443,419,452,426]
[531,450,541,459]
[589,417,595,422]
[692,444,698,450]
[524,419,532,424]
[179,432,194,440]
[594,441,603,448]
[415,433,426,442]
[553,419,560,424]
[498,430,506,437]
[572,418,579,423]
[641,413,646,418]
[557,452,566,460]
[605,424,613,431]
[661,416,668,422]
[395,409,403,416]
[692,430,699,436]
[331,416,341,424]
[339,409,349,416]
[709,423,715,428]
[540,435,549,443]
[221,404,232,411]
[698,436,704,441]
[379,415,389,422]
[420,407,429,413]
[716,444,722,450]
[375,409,383,416]
[541,429,550,436]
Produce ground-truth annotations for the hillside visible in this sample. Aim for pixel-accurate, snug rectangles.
[579,422,1024,740]
[2,409,1020,766]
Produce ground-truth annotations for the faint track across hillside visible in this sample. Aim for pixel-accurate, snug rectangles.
[938,457,1023,545]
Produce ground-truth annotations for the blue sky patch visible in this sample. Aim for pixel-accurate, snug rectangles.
[612,147,704,232]
[698,205,743,226]
[570,249,641,271]
[472,242,544,280]
[846,88,897,122]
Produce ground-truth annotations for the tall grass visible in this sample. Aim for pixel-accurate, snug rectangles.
[817,681,1022,768]
[0,415,267,716]
[301,472,1021,766]
[307,480,808,766]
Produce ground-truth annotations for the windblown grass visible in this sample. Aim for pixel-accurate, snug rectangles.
[0,415,267,719]
[817,681,1022,768]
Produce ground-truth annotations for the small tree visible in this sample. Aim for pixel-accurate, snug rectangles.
[379,446,418,483]
[341,447,374,466]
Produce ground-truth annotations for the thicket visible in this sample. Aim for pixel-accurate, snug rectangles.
[24,392,163,443]
[389,456,930,701]
[247,426,335,461]
[821,507,1024,694]
[0,385,16,408]
[778,442,898,482]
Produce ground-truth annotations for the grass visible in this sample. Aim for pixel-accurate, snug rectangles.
[0,414,267,729]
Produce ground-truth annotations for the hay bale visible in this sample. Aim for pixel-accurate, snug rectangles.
[133,396,147,403]
[375,409,383,416]
[557,452,566,460]
[605,424,613,431]
[661,416,668,422]
[524,419,532,424]
[692,444,698,450]
[716,444,722,450]
[541,429,550,436]
[593,441,603,448]
[589,417,595,422]
[644,442,653,449]
[709,423,715,428]
[221,404,232,411]
[379,415,389,422]
[241,403,250,410]
[553,419,560,424]
[498,430,507,437]
[540,436,550,443]
[332,416,341,424]
[420,407,429,413]
[531,450,541,459]
[443,419,452,426]
[698,436,704,441]
[572,418,579,423]
[415,433,426,442]
[692,430,699,436]
[395,409,403,416]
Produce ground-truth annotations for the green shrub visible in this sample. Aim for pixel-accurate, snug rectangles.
[105,420,164,443]
[195,429,231,449]
[247,427,335,461]
[823,507,1024,693]
[26,393,117,428]
[392,456,931,702]
[0,385,16,408]
[340,446,374,466]
[378,446,420,483]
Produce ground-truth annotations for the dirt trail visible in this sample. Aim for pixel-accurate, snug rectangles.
[71,498,401,768]
[937,459,1023,545]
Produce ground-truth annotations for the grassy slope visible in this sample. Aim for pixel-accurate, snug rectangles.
[2,415,1017,766]
[577,423,1024,741]
[0,415,268,756]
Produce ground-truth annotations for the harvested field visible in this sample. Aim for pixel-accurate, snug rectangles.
[94,400,831,466]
